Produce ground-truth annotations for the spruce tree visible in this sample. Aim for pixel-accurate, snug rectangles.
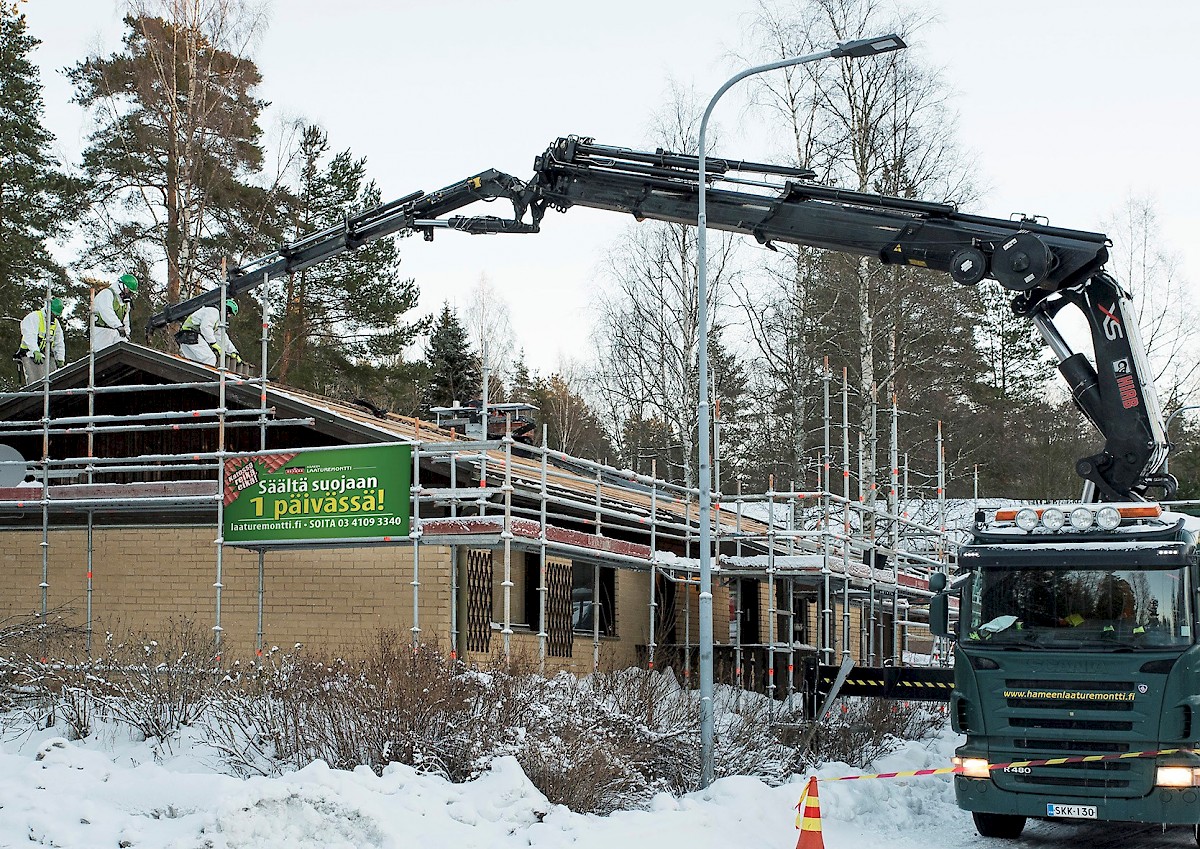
[0,5,78,377]
[424,303,480,411]
[274,124,424,390]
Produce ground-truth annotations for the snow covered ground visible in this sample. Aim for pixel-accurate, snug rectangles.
[4,718,1196,849]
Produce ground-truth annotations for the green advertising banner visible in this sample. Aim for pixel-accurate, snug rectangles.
[222,444,411,546]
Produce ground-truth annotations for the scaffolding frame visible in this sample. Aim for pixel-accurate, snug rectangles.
[1,300,960,681]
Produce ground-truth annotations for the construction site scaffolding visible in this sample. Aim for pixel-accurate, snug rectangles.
[1,281,964,685]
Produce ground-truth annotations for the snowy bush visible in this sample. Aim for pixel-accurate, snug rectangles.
[2,627,947,815]
[802,698,946,769]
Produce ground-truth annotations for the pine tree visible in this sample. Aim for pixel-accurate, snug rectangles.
[68,5,276,309]
[424,303,480,410]
[274,124,424,389]
[0,5,79,377]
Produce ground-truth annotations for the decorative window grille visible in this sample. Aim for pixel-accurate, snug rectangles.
[465,549,493,653]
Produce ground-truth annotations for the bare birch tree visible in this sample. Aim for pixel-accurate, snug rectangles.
[592,86,739,486]
[1103,194,1200,407]
[738,0,976,495]
[464,273,515,401]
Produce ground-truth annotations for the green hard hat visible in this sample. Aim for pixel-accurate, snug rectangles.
[49,297,64,317]
[225,299,238,315]
[118,273,138,293]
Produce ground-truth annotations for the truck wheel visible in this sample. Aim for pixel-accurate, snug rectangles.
[972,812,1026,839]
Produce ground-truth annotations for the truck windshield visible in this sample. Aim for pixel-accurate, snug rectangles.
[966,566,1192,649]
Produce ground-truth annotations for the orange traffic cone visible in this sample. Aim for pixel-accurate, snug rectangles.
[794,776,824,849]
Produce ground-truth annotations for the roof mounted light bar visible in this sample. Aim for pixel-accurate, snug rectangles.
[992,502,1162,533]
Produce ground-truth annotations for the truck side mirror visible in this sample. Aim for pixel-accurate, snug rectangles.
[929,572,947,593]
[930,592,950,638]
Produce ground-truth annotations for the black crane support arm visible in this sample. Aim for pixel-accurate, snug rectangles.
[144,170,537,330]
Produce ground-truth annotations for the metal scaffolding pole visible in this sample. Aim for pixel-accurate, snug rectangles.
[256,270,270,663]
[38,279,52,658]
[85,284,96,654]
[451,447,461,661]
[867,387,878,666]
[538,425,548,672]
[821,359,832,664]
[411,441,422,651]
[502,420,514,662]
[213,263,230,658]
[733,481,743,687]
[766,475,776,702]
[890,396,901,664]
[648,459,658,672]
[841,368,851,662]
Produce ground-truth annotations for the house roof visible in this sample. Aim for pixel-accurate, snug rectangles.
[0,343,764,556]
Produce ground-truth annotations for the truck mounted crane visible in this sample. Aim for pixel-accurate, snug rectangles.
[148,135,1200,840]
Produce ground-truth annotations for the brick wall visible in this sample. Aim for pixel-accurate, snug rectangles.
[0,526,455,659]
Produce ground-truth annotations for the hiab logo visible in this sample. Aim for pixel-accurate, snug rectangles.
[1099,302,1124,341]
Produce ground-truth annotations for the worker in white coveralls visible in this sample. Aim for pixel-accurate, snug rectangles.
[91,273,138,352]
[176,299,242,367]
[14,297,65,385]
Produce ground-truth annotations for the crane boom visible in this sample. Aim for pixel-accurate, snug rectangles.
[144,135,1173,500]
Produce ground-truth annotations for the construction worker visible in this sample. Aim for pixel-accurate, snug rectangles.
[91,273,138,352]
[14,298,65,384]
[176,299,242,367]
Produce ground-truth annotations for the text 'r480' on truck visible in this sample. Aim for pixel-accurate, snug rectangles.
[930,503,1200,841]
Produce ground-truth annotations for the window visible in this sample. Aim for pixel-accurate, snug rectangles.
[571,562,615,636]
[968,565,1193,649]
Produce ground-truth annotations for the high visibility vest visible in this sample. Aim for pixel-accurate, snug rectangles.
[20,310,57,352]
[93,288,127,327]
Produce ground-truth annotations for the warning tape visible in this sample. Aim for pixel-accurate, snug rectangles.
[824,765,960,782]
[817,747,1196,782]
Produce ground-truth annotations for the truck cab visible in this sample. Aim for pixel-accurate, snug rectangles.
[930,503,1200,840]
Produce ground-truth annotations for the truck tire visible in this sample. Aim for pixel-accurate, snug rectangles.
[972,812,1026,839]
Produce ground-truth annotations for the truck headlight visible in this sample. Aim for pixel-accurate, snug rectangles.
[1155,766,1200,787]
[1015,509,1039,532]
[1096,506,1121,530]
[953,756,991,779]
[1041,507,1065,531]
[1069,507,1094,530]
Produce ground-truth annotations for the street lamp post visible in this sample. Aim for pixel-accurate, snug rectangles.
[695,33,906,789]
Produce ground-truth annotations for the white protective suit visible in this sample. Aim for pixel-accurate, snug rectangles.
[177,305,240,367]
[91,284,131,351]
[17,308,65,385]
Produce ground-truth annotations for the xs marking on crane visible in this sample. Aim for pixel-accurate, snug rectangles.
[1098,302,1124,340]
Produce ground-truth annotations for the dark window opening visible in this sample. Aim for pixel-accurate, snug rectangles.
[571,562,615,636]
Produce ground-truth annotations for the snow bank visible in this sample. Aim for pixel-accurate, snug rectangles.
[0,715,977,849]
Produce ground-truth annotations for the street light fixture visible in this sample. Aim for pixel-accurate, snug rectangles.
[694,32,906,789]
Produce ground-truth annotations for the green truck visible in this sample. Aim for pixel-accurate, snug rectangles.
[931,503,1200,841]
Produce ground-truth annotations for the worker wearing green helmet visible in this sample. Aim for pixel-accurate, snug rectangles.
[14,297,66,385]
[177,297,242,368]
[91,273,138,352]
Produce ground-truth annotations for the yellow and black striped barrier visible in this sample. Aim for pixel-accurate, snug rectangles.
[815,664,954,702]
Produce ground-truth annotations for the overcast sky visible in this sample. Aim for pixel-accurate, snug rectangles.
[22,0,1200,374]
